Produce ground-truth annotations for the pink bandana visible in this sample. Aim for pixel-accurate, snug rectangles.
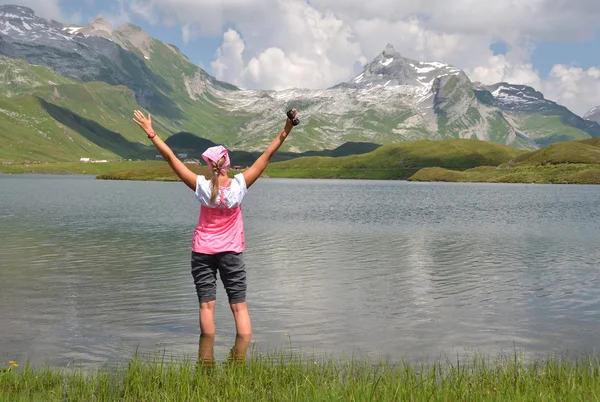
[201,145,231,174]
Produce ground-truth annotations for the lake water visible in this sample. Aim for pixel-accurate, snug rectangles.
[1,174,600,368]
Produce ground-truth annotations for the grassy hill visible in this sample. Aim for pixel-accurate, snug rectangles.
[263,139,525,179]
[89,139,523,182]
[409,138,600,184]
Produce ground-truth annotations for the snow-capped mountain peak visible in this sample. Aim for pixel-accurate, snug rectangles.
[336,44,463,92]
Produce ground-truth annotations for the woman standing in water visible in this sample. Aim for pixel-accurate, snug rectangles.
[133,108,299,360]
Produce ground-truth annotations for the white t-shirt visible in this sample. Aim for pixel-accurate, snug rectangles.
[194,173,248,208]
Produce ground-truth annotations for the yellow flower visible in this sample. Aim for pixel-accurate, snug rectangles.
[8,361,18,367]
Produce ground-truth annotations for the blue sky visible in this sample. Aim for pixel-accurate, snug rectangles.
[5,0,600,114]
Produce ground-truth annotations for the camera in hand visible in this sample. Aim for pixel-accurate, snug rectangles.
[287,109,300,126]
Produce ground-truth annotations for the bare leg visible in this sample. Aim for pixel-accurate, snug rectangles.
[199,300,216,335]
[230,302,252,336]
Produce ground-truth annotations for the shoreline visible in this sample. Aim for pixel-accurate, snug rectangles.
[2,350,599,400]
[4,161,600,185]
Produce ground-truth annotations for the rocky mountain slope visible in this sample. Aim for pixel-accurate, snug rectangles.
[584,106,600,124]
[1,5,599,162]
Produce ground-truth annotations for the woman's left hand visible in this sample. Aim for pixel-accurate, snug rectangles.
[133,110,154,137]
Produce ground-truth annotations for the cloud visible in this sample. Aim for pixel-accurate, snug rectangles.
[96,0,130,27]
[181,24,193,44]
[210,1,362,90]
[542,65,600,115]
[310,0,600,42]
[129,0,156,24]
[123,0,600,113]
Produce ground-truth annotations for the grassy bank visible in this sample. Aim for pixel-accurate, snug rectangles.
[97,164,217,181]
[0,161,163,176]
[2,352,599,401]
[409,164,600,184]
[409,138,600,184]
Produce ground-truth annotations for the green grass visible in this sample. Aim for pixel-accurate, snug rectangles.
[408,138,600,184]
[503,140,600,167]
[409,164,600,184]
[2,351,599,401]
[69,139,524,182]
[264,139,525,180]
[0,161,163,175]
[97,164,221,181]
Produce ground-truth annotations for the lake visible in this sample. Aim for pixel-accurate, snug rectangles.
[1,174,600,368]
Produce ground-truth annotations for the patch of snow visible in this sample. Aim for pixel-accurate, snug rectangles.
[144,56,149,60]
[0,13,22,19]
[63,26,82,34]
[380,57,393,66]
[492,86,510,97]
[354,73,364,84]
[5,22,23,34]
[423,61,447,68]
[384,80,391,87]
[415,66,436,74]
[22,21,31,30]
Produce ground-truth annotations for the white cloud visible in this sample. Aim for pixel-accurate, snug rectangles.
[97,0,130,28]
[123,0,600,113]
[210,1,362,90]
[211,29,245,83]
[181,24,193,44]
[542,66,600,115]
[129,0,156,24]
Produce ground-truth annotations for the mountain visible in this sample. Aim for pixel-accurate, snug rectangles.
[2,5,600,163]
[584,106,600,123]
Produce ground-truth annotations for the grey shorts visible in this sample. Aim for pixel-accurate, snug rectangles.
[191,251,247,304]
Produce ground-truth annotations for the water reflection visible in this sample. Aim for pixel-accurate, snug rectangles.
[197,334,252,369]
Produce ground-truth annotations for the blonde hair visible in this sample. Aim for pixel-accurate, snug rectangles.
[210,158,225,204]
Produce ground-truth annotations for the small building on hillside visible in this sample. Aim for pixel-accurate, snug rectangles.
[80,158,90,162]
[155,155,164,160]
[177,153,188,159]
[233,165,243,170]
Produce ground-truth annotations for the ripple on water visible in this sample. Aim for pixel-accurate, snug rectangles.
[1,177,600,367]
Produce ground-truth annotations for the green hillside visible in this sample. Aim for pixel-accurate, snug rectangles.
[409,138,600,184]
[502,140,600,167]
[263,139,524,179]
[87,139,522,182]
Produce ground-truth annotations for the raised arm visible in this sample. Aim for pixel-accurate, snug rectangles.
[133,110,197,191]
[243,109,297,189]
